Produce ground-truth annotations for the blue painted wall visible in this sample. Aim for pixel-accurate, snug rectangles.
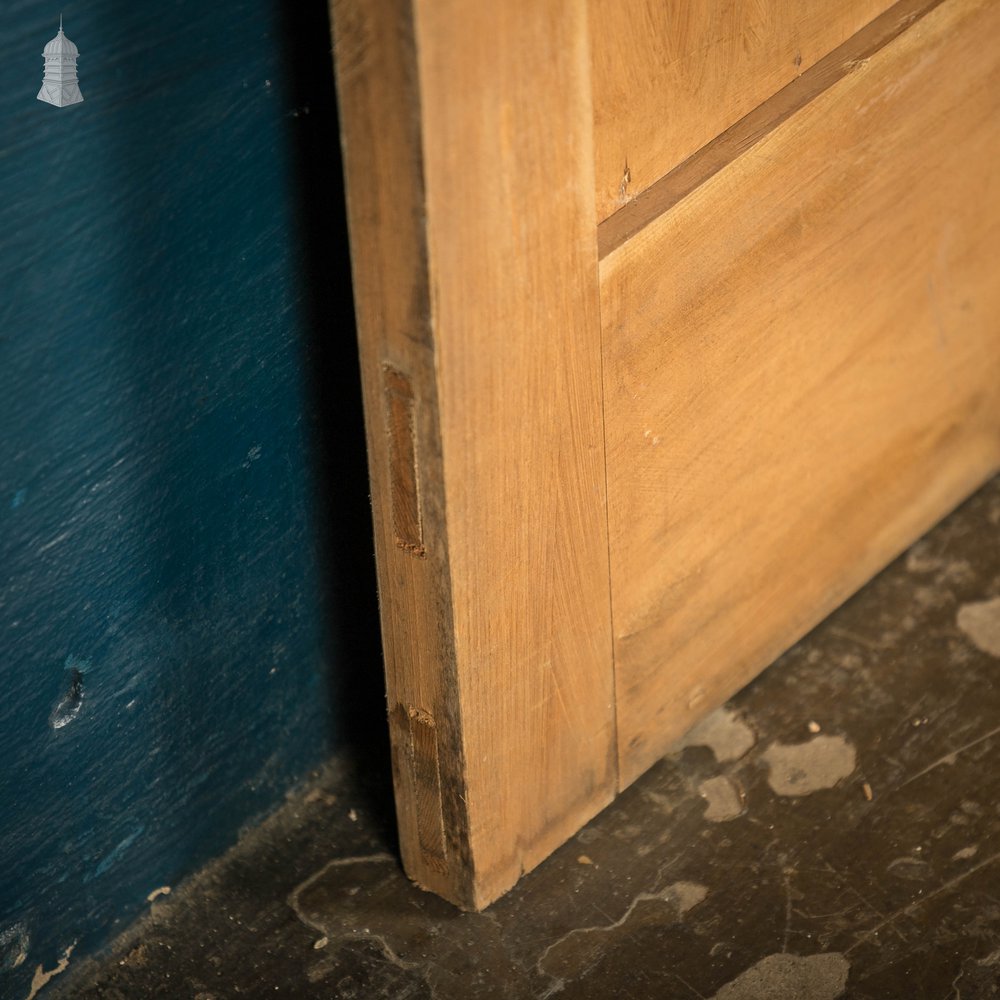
[0,1,378,994]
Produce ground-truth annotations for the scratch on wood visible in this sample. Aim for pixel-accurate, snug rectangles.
[618,160,632,203]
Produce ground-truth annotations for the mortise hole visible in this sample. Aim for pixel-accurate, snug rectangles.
[383,365,426,557]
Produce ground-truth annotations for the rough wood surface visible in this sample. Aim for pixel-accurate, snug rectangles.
[600,0,1000,787]
[588,0,894,222]
[332,0,616,909]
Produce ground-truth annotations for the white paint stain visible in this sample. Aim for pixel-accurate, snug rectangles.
[667,881,709,914]
[287,853,397,938]
[763,735,857,797]
[712,952,849,1000]
[698,775,744,822]
[25,942,75,1000]
[957,597,1000,657]
[537,881,708,981]
[886,855,929,881]
[673,707,756,764]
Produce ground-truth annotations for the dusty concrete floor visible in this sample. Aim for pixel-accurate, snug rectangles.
[54,477,1000,999]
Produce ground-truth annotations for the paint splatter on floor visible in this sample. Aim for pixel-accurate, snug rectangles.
[673,707,756,763]
[698,775,744,821]
[762,735,856,796]
[538,882,707,989]
[26,944,74,1000]
[957,597,1000,657]
[711,952,849,1000]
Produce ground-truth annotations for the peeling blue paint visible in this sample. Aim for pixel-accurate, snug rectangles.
[49,661,86,730]
[0,922,29,972]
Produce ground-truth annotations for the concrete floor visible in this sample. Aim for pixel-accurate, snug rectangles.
[56,476,1000,999]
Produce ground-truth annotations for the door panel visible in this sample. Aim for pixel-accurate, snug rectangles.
[602,0,1000,784]
[589,0,896,221]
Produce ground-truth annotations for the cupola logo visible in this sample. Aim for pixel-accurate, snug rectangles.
[38,16,83,108]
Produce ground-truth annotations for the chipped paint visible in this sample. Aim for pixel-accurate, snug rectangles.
[49,661,86,730]
[0,922,30,970]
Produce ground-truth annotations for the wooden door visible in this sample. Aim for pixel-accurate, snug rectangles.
[331,0,1000,909]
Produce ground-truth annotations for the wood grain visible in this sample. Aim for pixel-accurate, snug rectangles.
[589,0,894,222]
[333,0,616,908]
[601,0,1000,787]
[414,0,616,910]
[597,0,945,259]
[332,0,472,905]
